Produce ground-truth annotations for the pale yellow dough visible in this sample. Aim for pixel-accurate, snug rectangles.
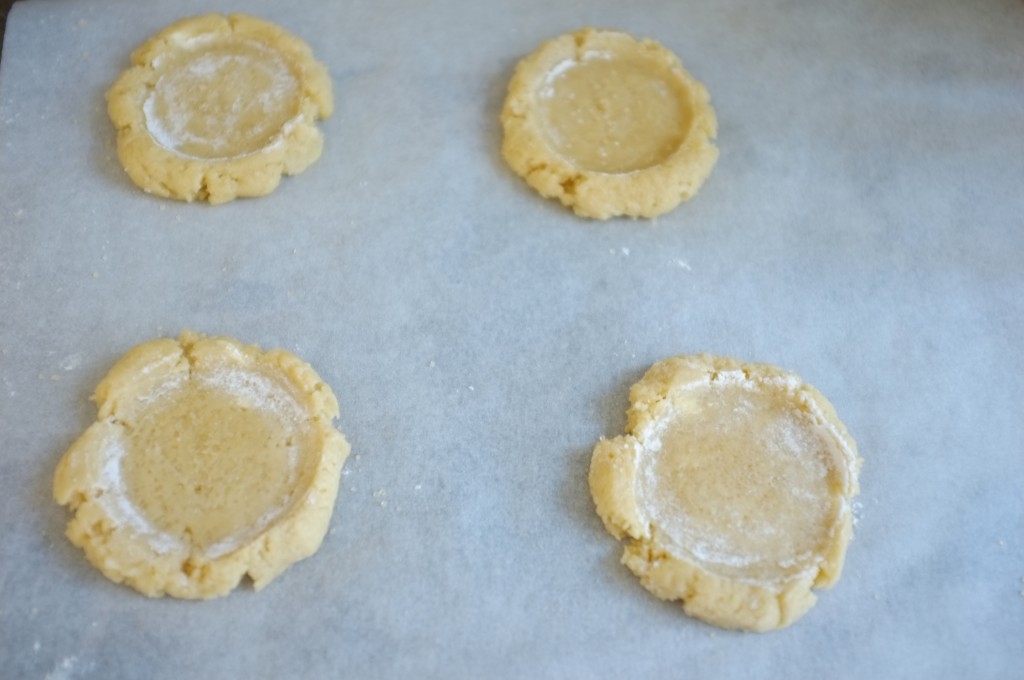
[107,14,333,203]
[501,28,718,219]
[590,355,861,631]
[53,331,350,599]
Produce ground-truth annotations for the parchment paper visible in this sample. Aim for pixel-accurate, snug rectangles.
[1,0,1022,678]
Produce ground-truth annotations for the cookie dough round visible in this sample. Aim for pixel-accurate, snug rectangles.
[501,28,718,220]
[107,14,333,203]
[589,355,861,631]
[53,331,350,599]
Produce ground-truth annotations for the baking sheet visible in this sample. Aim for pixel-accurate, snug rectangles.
[1,0,1022,677]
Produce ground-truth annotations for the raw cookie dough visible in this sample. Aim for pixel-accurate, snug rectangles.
[107,13,333,203]
[589,355,861,631]
[501,28,718,219]
[53,331,350,599]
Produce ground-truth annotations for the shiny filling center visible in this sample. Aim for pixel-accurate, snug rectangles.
[145,40,300,159]
[537,54,691,173]
[121,368,317,556]
[638,382,844,582]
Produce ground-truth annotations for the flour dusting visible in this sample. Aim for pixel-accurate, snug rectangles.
[97,437,184,555]
[44,656,78,680]
[144,40,300,159]
[635,369,848,585]
[59,353,82,371]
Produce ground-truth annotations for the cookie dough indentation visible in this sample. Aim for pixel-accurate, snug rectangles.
[589,355,861,631]
[107,14,333,203]
[639,383,838,583]
[121,369,315,556]
[538,54,691,174]
[501,28,718,219]
[145,41,301,159]
[53,331,350,599]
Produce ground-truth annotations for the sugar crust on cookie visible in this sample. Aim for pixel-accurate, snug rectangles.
[53,331,350,599]
[501,28,718,219]
[589,355,861,631]
[107,14,333,203]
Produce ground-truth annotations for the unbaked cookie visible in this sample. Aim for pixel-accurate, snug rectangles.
[107,14,333,203]
[53,331,350,599]
[590,355,861,631]
[501,28,718,219]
